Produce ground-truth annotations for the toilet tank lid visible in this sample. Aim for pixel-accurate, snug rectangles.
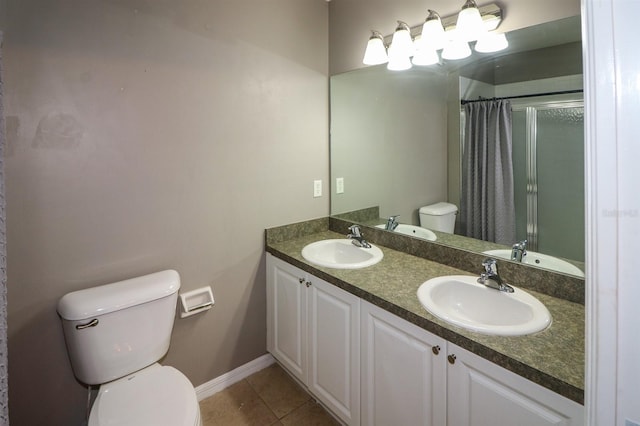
[419,202,458,216]
[57,270,181,321]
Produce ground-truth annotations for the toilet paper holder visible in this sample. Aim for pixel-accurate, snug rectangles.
[179,286,215,318]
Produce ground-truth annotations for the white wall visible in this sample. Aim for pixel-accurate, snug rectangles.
[3,0,329,424]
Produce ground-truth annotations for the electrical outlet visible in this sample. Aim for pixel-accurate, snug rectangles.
[336,177,344,194]
[313,180,322,198]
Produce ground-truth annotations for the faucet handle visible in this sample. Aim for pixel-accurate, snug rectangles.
[482,257,499,275]
[386,215,400,230]
[348,224,362,238]
[512,239,528,250]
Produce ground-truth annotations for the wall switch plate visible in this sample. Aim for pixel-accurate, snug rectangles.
[313,180,322,198]
[336,177,344,194]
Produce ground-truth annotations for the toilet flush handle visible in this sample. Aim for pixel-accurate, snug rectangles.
[75,318,99,330]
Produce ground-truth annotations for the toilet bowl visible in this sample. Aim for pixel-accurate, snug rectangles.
[57,270,202,426]
[88,364,201,426]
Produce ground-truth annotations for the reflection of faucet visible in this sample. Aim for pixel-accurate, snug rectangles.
[385,215,400,231]
[478,258,514,293]
[347,225,372,248]
[511,240,528,262]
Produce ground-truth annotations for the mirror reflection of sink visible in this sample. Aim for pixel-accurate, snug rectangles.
[483,249,584,278]
[375,224,437,241]
[301,239,383,269]
[417,275,551,336]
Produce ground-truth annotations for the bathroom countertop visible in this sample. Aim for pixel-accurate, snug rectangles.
[265,229,584,405]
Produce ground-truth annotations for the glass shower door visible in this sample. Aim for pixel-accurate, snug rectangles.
[511,102,584,262]
[537,106,584,262]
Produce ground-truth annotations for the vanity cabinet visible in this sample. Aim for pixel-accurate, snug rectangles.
[266,254,360,425]
[361,300,447,426]
[446,343,584,426]
[266,254,583,426]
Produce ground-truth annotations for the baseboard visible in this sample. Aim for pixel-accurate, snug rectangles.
[195,353,275,401]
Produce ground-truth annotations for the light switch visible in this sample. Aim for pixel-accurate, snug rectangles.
[313,180,322,198]
[336,177,344,194]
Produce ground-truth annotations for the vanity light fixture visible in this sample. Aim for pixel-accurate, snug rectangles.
[362,31,388,65]
[362,2,506,69]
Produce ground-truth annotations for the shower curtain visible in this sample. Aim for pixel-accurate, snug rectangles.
[0,32,8,425]
[460,99,516,245]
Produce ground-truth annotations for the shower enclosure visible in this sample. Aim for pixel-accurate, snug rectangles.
[511,99,584,262]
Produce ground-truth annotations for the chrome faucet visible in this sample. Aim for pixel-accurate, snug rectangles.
[347,224,372,248]
[478,258,514,293]
[385,215,400,231]
[511,239,528,262]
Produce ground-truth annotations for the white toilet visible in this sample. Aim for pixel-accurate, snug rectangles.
[57,270,202,426]
[419,202,458,233]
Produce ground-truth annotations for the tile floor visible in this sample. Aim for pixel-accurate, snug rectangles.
[199,363,341,426]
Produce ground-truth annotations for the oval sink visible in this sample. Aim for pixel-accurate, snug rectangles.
[301,239,383,269]
[417,275,551,336]
[375,224,437,241]
[483,249,584,278]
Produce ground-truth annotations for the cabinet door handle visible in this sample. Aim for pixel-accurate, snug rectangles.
[448,354,457,365]
[306,281,312,287]
[432,345,441,355]
[299,278,305,284]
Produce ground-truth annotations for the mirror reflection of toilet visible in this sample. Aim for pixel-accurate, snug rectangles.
[57,270,202,426]
[419,202,458,233]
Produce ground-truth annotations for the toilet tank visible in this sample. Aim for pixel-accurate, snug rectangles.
[57,270,181,385]
[419,202,458,233]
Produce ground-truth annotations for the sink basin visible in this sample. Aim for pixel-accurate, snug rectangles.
[417,275,551,336]
[301,239,383,269]
[483,249,584,278]
[375,224,437,241]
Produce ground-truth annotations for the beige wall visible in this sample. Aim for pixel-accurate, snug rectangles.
[3,0,328,424]
[328,0,581,75]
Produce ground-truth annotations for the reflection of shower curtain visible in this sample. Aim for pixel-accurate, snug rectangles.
[0,32,8,424]
[460,100,516,245]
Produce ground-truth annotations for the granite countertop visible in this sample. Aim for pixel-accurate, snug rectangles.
[266,229,584,405]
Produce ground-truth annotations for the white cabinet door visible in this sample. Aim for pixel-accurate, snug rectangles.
[447,343,584,426]
[308,277,361,426]
[266,254,307,383]
[361,300,447,426]
[267,254,360,425]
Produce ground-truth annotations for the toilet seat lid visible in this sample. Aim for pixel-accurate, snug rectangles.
[89,364,200,426]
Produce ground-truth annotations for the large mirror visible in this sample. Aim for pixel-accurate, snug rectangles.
[330,16,585,278]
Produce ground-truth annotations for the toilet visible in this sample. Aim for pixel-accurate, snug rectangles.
[419,202,458,233]
[57,270,202,426]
